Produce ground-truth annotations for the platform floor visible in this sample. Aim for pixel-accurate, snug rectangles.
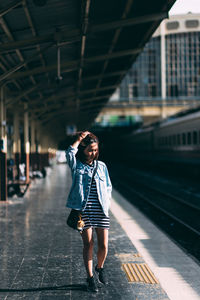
[0,164,198,299]
[111,190,200,300]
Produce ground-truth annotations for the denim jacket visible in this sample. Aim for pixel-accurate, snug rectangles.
[65,145,112,217]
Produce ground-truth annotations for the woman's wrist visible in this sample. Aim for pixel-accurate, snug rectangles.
[76,138,80,143]
[77,136,83,143]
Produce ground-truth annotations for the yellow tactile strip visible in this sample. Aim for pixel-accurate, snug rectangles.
[122,263,159,284]
[132,253,141,258]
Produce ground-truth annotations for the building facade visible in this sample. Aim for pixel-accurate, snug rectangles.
[115,13,200,102]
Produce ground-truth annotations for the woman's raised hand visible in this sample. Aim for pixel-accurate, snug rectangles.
[71,131,90,149]
[78,131,90,141]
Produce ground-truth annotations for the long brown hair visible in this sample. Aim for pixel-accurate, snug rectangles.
[76,132,99,163]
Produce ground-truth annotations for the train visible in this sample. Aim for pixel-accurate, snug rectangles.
[101,106,200,180]
[129,107,200,153]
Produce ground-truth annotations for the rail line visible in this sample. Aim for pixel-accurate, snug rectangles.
[128,169,200,211]
[115,177,200,237]
[109,165,200,239]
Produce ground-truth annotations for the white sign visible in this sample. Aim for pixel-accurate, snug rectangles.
[66,125,77,135]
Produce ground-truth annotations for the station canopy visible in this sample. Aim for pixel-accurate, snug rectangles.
[0,0,175,140]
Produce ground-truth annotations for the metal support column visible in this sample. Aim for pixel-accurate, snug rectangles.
[160,20,167,119]
[31,119,36,153]
[35,123,41,171]
[24,104,30,183]
[13,110,21,179]
[43,135,50,168]
[30,119,37,171]
[0,87,7,201]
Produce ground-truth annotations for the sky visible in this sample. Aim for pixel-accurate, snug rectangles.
[169,0,200,15]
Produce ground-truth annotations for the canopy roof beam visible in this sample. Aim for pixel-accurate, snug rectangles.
[0,12,167,54]
[23,0,50,87]
[8,47,141,81]
[93,0,135,100]
[0,43,53,82]
[0,0,22,18]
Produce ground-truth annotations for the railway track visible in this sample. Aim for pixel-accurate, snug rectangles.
[115,176,200,236]
[109,164,200,261]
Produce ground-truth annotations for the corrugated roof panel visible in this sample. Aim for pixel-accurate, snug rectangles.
[0,0,176,138]
[90,0,126,24]
[2,6,28,36]
[27,0,79,34]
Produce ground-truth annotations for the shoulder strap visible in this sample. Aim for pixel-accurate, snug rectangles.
[92,160,98,179]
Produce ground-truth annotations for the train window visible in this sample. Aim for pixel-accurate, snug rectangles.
[173,135,176,145]
[193,131,197,145]
[169,135,173,146]
[182,133,186,145]
[177,134,181,145]
[165,136,168,145]
[187,132,191,145]
[163,137,166,145]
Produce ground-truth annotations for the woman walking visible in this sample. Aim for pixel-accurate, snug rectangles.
[66,131,112,292]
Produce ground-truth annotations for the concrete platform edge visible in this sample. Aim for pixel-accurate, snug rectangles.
[111,188,200,300]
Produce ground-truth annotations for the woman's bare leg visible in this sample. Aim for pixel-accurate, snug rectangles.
[81,228,94,278]
[95,228,108,268]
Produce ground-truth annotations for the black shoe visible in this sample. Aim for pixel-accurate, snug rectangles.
[87,276,98,293]
[95,265,108,285]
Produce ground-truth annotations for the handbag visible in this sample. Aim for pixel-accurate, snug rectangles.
[66,209,84,232]
[66,160,99,232]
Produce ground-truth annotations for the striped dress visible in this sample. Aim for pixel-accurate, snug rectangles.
[82,165,110,229]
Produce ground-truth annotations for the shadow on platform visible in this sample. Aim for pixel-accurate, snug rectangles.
[0,284,87,293]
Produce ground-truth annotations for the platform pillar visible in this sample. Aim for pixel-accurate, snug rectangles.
[160,20,167,119]
[35,123,41,171]
[13,110,21,179]
[30,119,37,171]
[0,87,7,201]
[42,135,50,168]
[24,104,30,183]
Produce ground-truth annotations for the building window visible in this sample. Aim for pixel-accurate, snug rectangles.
[169,85,179,97]
[132,85,138,98]
[166,21,179,30]
[187,83,198,96]
[148,84,157,97]
[185,20,199,28]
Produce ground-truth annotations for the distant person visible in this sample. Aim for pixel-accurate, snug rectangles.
[66,131,112,292]
[41,167,46,178]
